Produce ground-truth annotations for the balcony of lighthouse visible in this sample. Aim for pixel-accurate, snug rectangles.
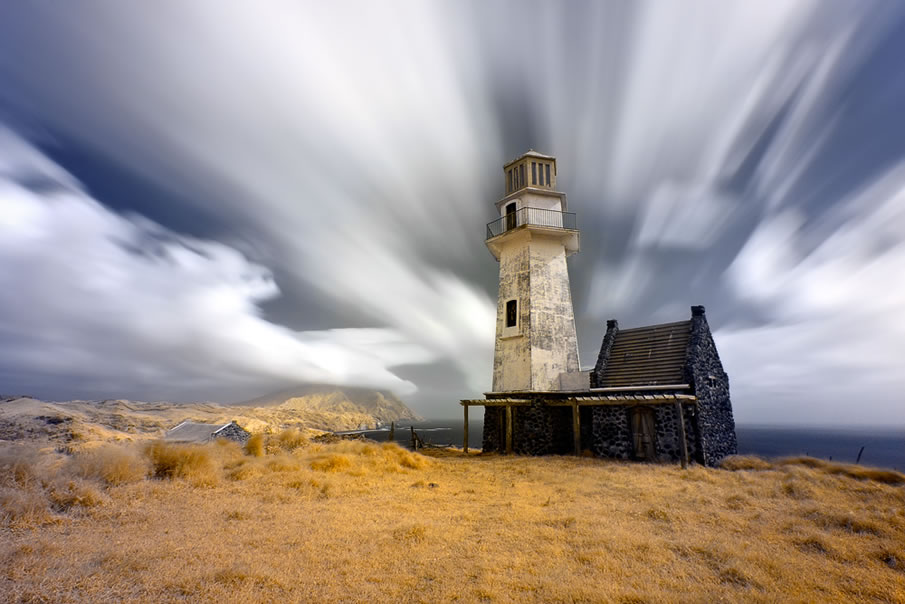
[485,207,579,260]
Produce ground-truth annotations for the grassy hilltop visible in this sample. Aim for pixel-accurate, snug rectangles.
[1,433,904,603]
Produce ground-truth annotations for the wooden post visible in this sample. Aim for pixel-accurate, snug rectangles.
[675,401,689,469]
[572,402,581,456]
[389,421,395,442]
[463,405,469,454]
[505,405,513,454]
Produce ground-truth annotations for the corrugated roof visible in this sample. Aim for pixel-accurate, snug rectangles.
[165,421,232,443]
[599,320,691,388]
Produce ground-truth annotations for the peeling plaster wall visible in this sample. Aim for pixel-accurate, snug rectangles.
[527,235,580,390]
[491,230,580,392]
[492,231,531,391]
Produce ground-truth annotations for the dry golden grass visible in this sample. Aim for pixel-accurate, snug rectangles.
[69,443,151,485]
[1,440,903,602]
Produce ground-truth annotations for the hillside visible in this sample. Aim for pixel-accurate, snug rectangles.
[0,388,421,447]
[0,437,903,602]
[240,385,423,424]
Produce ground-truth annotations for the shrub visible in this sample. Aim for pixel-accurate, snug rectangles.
[720,455,772,471]
[244,434,264,457]
[777,456,826,469]
[144,441,219,486]
[778,456,905,485]
[69,444,150,485]
[0,486,51,527]
[265,456,301,473]
[274,429,308,452]
[0,444,42,487]
[310,454,353,473]
[46,478,107,511]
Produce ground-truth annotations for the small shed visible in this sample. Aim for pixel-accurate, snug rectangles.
[165,420,251,445]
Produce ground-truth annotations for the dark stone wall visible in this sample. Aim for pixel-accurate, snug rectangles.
[652,404,700,462]
[590,320,619,388]
[213,422,251,445]
[591,406,632,459]
[513,404,555,455]
[685,306,737,466]
[482,407,503,453]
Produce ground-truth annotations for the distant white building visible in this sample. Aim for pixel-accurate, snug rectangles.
[165,420,250,444]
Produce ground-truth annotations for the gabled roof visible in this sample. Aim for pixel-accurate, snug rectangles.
[165,421,234,443]
[597,320,691,388]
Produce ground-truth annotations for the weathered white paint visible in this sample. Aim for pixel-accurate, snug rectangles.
[490,152,580,392]
[559,370,591,391]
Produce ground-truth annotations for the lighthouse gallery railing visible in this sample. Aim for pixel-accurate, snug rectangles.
[486,207,577,240]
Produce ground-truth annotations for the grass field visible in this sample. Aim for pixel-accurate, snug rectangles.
[1,436,904,602]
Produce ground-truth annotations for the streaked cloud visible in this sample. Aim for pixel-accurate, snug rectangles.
[0,1,904,424]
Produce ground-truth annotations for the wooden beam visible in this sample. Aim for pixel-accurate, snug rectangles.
[572,403,581,455]
[461,399,532,407]
[675,401,689,469]
[505,405,513,454]
[463,404,469,454]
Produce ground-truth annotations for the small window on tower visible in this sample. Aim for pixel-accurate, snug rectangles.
[508,169,513,193]
[506,300,517,327]
[539,163,545,186]
[519,164,525,189]
[531,162,537,185]
[546,163,551,185]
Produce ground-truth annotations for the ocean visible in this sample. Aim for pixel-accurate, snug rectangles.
[350,420,905,471]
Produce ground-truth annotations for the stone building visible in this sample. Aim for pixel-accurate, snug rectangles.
[165,420,251,445]
[461,152,737,467]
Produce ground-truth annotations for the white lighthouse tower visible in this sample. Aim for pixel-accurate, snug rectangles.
[486,151,580,392]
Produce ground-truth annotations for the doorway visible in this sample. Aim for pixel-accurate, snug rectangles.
[505,202,517,231]
[630,407,657,460]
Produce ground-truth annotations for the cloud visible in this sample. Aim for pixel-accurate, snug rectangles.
[0,127,446,400]
[1,2,905,425]
[718,161,905,426]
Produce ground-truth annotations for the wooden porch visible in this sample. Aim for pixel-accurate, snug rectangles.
[459,389,696,468]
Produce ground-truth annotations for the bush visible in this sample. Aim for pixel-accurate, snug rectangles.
[0,444,42,487]
[0,486,51,526]
[144,442,219,486]
[69,444,150,485]
[46,478,108,511]
[310,454,353,473]
[274,429,308,452]
[244,434,264,457]
[720,455,772,471]
[778,456,905,485]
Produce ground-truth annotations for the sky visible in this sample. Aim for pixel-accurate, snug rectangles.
[1,1,904,426]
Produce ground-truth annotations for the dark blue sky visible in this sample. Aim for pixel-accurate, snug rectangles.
[1,1,904,426]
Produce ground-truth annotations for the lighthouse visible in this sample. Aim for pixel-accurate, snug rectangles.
[485,151,580,392]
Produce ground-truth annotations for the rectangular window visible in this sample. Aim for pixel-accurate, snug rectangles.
[539,163,545,186]
[506,299,517,327]
[508,169,513,193]
[546,163,551,186]
[519,164,525,189]
[531,162,537,185]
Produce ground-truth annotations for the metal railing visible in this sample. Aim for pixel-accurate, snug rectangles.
[486,207,577,239]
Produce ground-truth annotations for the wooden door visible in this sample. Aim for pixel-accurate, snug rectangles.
[631,407,656,460]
